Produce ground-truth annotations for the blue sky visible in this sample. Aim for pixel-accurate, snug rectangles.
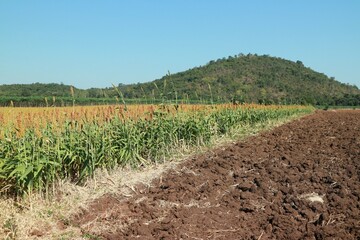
[1,1,359,89]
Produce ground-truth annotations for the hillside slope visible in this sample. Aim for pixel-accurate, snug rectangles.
[119,54,359,105]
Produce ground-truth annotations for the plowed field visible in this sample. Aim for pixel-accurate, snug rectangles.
[74,110,360,239]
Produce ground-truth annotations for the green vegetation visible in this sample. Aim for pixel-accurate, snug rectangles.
[0,54,359,106]
[0,104,314,196]
[120,54,360,106]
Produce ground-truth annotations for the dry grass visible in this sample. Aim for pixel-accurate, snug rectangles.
[298,192,325,204]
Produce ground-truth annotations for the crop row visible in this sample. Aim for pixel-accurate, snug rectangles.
[0,104,314,196]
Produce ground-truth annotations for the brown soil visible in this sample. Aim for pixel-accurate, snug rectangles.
[73,110,360,239]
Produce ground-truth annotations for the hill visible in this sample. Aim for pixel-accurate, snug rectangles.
[119,54,360,105]
[0,83,85,97]
[0,83,88,106]
[0,54,359,106]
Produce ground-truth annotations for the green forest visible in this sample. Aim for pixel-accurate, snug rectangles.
[1,54,359,107]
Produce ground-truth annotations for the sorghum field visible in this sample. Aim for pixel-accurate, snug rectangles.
[0,104,313,197]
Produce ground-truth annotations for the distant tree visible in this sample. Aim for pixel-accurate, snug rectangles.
[21,89,31,97]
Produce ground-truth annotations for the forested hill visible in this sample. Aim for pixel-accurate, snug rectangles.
[119,54,360,105]
[0,83,85,97]
[1,54,359,106]
[0,83,89,106]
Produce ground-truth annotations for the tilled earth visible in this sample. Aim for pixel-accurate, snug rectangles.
[74,110,360,239]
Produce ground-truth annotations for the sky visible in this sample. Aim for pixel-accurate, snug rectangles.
[1,1,359,89]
